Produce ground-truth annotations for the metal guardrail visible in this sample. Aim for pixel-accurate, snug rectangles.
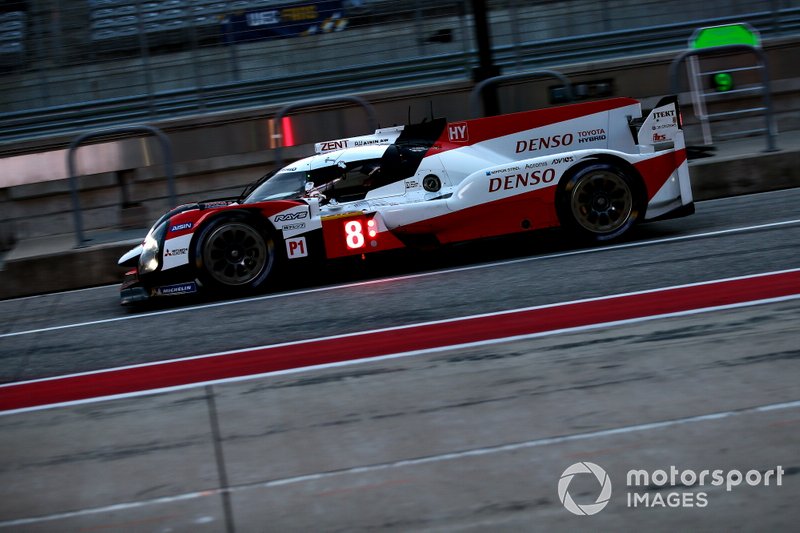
[469,70,573,118]
[1,7,799,147]
[669,44,778,152]
[67,125,176,248]
[0,53,463,147]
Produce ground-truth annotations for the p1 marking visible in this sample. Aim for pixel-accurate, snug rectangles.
[286,237,308,259]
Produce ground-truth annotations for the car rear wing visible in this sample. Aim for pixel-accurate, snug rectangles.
[314,126,405,154]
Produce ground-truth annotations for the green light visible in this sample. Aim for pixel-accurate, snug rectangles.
[691,23,761,49]
[713,72,734,92]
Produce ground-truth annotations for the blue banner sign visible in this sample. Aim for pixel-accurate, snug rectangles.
[224,1,347,43]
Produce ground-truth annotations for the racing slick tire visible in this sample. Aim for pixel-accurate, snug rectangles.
[557,161,643,242]
[193,213,280,293]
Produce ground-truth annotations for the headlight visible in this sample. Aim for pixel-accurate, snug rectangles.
[139,234,160,274]
[138,221,167,274]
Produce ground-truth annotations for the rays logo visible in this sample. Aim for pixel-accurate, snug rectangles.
[558,462,612,516]
[274,212,308,222]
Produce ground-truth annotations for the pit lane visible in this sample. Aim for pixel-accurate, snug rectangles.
[0,188,799,382]
[0,189,798,530]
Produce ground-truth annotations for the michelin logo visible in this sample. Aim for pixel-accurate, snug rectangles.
[155,282,197,296]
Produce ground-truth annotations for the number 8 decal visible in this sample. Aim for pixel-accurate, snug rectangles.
[345,220,365,249]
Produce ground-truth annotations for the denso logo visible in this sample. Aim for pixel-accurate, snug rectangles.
[448,122,469,142]
[274,211,308,222]
[320,140,348,151]
[515,134,573,153]
[489,168,556,192]
[169,222,193,233]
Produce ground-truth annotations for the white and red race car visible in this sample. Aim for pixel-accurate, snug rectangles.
[118,96,692,304]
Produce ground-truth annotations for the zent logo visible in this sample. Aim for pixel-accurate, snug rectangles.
[558,462,612,516]
[320,140,348,151]
[448,122,469,142]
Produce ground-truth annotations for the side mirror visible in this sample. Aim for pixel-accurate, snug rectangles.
[305,182,315,192]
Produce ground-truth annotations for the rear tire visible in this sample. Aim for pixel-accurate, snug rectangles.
[558,162,642,242]
[193,214,278,293]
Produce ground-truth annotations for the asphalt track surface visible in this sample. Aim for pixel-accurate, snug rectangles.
[2,188,800,381]
[0,188,798,530]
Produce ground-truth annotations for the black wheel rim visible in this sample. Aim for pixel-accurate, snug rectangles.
[202,223,269,286]
[570,170,633,234]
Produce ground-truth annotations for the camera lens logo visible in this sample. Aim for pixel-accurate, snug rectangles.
[558,462,612,516]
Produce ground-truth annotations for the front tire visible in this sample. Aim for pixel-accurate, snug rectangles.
[194,215,277,293]
[558,162,642,242]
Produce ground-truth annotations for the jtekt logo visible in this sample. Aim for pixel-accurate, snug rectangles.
[558,462,612,516]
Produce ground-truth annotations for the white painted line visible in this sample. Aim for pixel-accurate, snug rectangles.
[249,399,800,489]
[0,490,210,529]
[2,397,798,528]
[2,218,799,339]
[2,289,799,416]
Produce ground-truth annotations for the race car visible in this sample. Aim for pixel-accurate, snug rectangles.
[118,95,693,304]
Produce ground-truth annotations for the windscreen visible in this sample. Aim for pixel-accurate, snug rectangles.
[242,171,308,203]
[242,157,390,204]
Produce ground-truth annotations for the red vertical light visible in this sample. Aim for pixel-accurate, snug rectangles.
[281,116,295,147]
